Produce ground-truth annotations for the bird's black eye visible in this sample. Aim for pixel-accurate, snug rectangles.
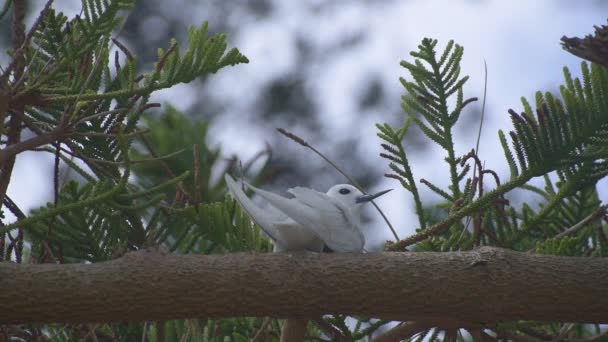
[339,188,351,195]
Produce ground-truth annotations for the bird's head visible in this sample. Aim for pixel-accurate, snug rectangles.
[326,184,392,210]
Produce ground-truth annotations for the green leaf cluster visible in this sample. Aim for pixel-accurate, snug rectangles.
[378,36,608,340]
[1,1,275,339]
[398,39,477,198]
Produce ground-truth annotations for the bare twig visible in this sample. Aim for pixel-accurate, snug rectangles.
[73,128,150,138]
[80,148,187,166]
[252,318,272,342]
[475,59,488,157]
[0,0,53,85]
[141,322,148,342]
[553,205,607,240]
[0,127,67,166]
[524,205,608,253]
[277,127,398,241]
[242,143,272,172]
[4,195,25,220]
[53,141,60,205]
[140,135,193,203]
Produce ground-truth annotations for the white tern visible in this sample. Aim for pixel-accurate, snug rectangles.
[224,174,391,252]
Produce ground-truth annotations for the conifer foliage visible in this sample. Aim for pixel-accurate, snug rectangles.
[376,27,608,341]
[1,0,608,340]
[1,1,277,339]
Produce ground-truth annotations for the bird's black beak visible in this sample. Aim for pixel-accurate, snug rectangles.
[356,189,392,203]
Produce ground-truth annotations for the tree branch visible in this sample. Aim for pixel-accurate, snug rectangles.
[0,127,66,167]
[0,0,26,210]
[0,247,607,324]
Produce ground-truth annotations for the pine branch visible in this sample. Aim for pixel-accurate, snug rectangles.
[377,122,426,229]
[399,39,478,198]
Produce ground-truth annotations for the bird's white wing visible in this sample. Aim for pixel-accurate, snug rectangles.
[251,184,364,252]
[225,175,324,252]
[224,174,287,244]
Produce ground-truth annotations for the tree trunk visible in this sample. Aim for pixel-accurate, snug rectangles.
[1,247,607,324]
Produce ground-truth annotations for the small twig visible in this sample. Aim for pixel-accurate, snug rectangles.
[242,143,272,172]
[0,126,66,166]
[47,139,61,252]
[1,197,24,262]
[73,128,150,138]
[460,150,486,197]
[0,0,53,85]
[277,128,398,240]
[141,322,148,342]
[456,62,488,249]
[252,318,272,342]
[192,144,201,206]
[0,0,12,21]
[140,135,193,203]
[14,223,23,262]
[480,226,503,246]
[475,59,488,157]
[525,204,608,253]
[84,324,99,342]
[53,141,60,206]
[80,148,187,166]
[4,195,25,219]
[155,42,178,73]
[111,38,134,61]
[40,240,57,263]
[554,205,607,240]
[553,323,575,341]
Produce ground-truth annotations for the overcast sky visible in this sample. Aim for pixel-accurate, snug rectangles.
[9,0,608,248]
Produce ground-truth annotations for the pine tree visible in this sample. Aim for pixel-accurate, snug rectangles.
[1,1,607,340]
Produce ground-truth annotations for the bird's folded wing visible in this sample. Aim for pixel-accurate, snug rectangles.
[242,183,320,231]
[224,174,287,244]
[288,187,364,252]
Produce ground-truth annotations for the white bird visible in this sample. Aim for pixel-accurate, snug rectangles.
[224,174,391,252]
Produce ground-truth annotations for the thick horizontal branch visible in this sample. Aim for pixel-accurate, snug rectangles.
[1,247,607,324]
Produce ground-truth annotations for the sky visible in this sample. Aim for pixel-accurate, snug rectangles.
[8,0,608,248]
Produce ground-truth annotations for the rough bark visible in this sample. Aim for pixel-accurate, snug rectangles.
[1,247,607,324]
